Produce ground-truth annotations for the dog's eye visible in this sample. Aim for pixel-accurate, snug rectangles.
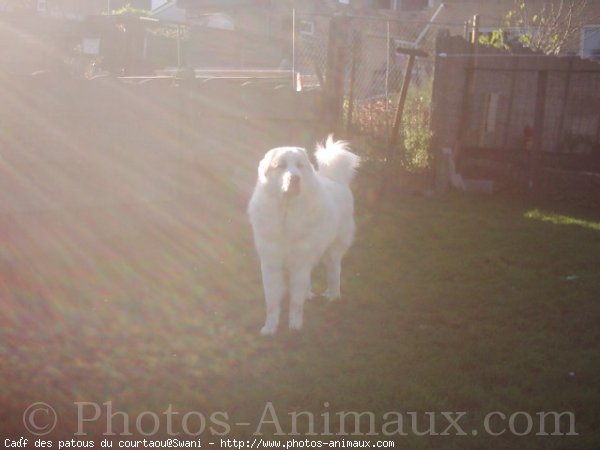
[272,162,285,170]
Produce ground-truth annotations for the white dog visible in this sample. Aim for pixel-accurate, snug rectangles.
[247,136,360,335]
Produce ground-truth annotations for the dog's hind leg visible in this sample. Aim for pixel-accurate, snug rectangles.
[323,255,342,300]
[323,243,349,301]
[260,264,285,335]
[288,266,312,331]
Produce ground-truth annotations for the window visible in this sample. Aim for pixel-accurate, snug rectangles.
[581,26,600,61]
[298,20,315,37]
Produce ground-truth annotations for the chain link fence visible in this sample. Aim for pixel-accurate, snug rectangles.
[293,11,452,170]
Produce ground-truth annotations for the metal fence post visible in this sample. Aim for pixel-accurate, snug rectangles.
[325,14,349,134]
[346,28,361,133]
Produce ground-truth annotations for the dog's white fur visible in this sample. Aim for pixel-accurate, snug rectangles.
[247,136,360,334]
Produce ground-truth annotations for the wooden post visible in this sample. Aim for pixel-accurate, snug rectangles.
[555,58,574,152]
[502,56,519,147]
[388,55,416,159]
[530,70,548,189]
[325,15,349,134]
[456,14,480,159]
[388,47,428,162]
[471,14,480,46]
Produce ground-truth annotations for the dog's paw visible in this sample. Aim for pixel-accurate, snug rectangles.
[288,321,303,332]
[260,324,277,336]
[288,314,303,331]
[322,289,341,301]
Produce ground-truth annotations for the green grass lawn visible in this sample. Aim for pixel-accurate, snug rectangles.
[1,169,599,449]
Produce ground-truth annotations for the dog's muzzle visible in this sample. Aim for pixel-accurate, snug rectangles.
[282,173,301,196]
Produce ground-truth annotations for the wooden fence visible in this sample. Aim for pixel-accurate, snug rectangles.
[431,32,600,194]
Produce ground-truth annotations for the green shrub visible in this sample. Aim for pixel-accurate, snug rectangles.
[348,79,432,172]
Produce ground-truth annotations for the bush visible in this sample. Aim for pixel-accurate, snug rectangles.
[348,79,432,172]
[400,86,432,172]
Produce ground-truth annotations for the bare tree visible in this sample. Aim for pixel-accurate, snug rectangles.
[504,0,591,55]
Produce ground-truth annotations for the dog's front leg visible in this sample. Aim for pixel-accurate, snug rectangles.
[288,266,311,331]
[323,250,343,300]
[260,263,285,335]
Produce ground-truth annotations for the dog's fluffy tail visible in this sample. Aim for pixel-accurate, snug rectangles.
[315,135,360,185]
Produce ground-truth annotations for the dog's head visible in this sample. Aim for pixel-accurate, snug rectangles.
[258,146,315,198]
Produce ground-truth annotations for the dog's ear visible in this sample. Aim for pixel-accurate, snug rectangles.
[296,147,317,172]
[258,149,277,183]
[298,147,316,171]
